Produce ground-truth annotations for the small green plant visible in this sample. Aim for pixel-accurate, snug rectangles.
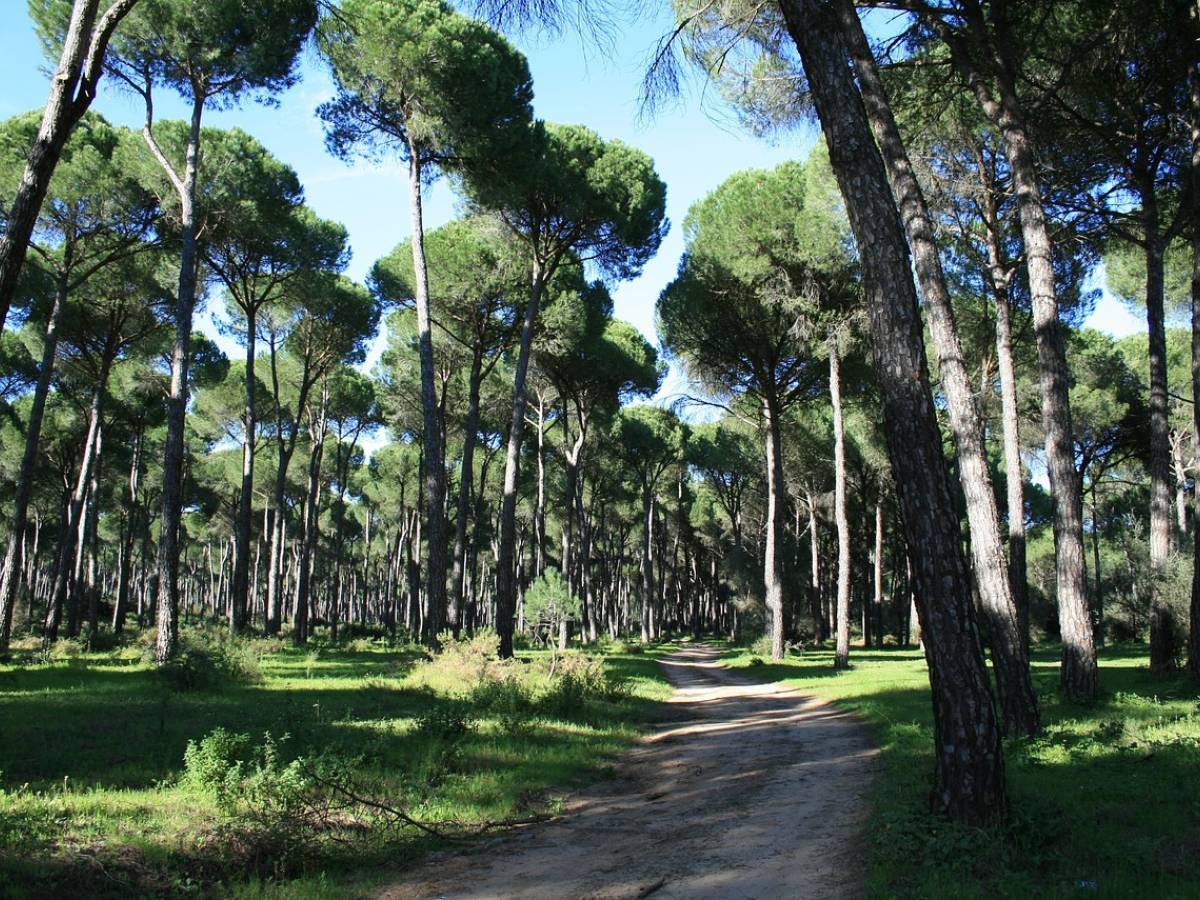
[414,705,475,740]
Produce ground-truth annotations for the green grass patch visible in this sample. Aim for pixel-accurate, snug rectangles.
[0,628,674,897]
[719,642,1200,899]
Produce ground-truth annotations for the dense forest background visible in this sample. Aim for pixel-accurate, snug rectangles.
[1,0,1199,894]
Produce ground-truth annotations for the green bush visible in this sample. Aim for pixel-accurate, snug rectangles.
[413,705,475,740]
[154,628,264,692]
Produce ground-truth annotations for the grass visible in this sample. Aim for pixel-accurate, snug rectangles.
[720,642,1200,899]
[0,628,674,898]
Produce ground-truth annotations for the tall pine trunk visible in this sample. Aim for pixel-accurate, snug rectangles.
[936,12,1096,702]
[763,395,787,660]
[495,264,546,658]
[1143,197,1174,671]
[0,0,137,333]
[406,149,448,649]
[230,308,257,633]
[0,272,70,648]
[153,97,204,665]
[1188,20,1200,681]
[778,0,1006,823]
[449,348,484,635]
[836,0,1038,733]
[831,342,851,670]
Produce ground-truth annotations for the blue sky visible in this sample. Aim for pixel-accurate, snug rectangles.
[0,3,1143,394]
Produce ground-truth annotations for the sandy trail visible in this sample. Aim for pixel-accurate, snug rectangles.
[379,644,878,900]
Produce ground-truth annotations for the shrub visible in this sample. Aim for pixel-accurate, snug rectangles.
[408,631,517,695]
[182,727,254,810]
[413,705,475,741]
[154,628,263,692]
[537,652,626,715]
[749,635,773,658]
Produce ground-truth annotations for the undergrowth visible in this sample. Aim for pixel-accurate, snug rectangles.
[0,626,672,897]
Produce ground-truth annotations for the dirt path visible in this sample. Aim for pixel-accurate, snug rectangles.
[379,644,878,900]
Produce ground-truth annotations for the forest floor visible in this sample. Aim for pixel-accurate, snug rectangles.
[0,628,674,898]
[380,644,878,900]
[718,643,1200,899]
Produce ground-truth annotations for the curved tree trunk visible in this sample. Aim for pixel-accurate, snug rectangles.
[836,0,1039,733]
[779,0,1007,823]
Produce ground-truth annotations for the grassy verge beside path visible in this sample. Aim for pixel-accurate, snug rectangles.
[719,643,1200,899]
[0,630,675,898]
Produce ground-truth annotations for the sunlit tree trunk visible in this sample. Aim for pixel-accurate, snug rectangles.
[778,0,1006,822]
[830,342,851,669]
[836,0,1039,733]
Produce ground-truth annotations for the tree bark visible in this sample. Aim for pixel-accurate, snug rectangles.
[153,96,204,665]
[831,342,852,670]
[0,0,139,334]
[933,6,1097,702]
[449,348,484,635]
[0,274,70,648]
[763,395,787,660]
[407,150,448,650]
[1143,199,1175,670]
[1188,13,1200,681]
[293,381,329,646]
[495,264,547,658]
[836,0,1039,733]
[112,429,143,634]
[778,0,1007,823]
[230,307,257,633]
[989,242,1029,646]
[46,360,109,643]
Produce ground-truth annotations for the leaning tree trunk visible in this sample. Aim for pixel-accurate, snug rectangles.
[495,265,547,659]
[830,342,852,670]
[836,0,1039,733]
[936,15,1096,702]
[763,394,787,660]
[778,0,1007,823]
[0,0,138,334]
[0,272,70,649]
[152,97,204,666]
[407,149,448,650]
